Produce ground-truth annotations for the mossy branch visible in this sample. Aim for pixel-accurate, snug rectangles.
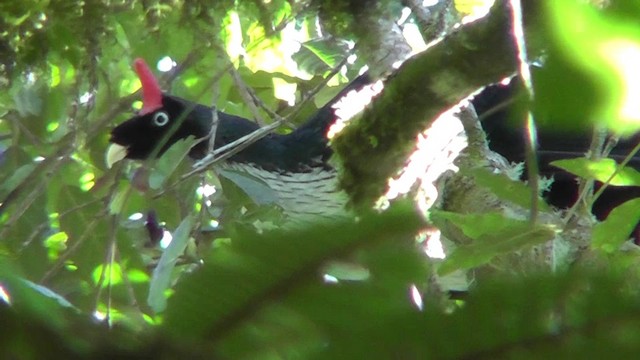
[333,1,520,208]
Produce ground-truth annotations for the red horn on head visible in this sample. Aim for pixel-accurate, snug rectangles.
[134,58,163,115]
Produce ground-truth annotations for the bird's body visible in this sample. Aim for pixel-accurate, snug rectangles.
[108,59,371,222]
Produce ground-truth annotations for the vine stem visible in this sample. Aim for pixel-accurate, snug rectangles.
[510,0,540,225]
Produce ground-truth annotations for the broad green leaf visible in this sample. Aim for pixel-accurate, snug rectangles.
[432,211,515,239]
[0,256,70,331]
[546,0,640,134]
[551,157,640,186]
[462,167,550,211]
[592,198,640,253]
[20,279,77,310]
[148,214,195,313]
[293,39,350,74]
[438,219,555,275]
[162,203,423,340]
[0,163,36,199]
[217,168,279,205]
[13,85,42,117]
[322,260,370,281]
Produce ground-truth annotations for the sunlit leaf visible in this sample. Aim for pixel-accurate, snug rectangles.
[294,39,350,74]
[546,0,640,134]
[592,198,640,253]
[434,211,556,275]
[92,263,123,287]
[551,157,640,186]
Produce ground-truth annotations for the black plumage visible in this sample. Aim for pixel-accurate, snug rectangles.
[477,78,640,237]
[108,63,371,173]
[107,59,372,222]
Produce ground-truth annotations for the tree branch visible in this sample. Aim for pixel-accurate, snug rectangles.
[333,0,519,208]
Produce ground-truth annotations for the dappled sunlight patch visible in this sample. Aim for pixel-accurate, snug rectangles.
[599,40,640,126]
[419,228,446,259]
[92,263,123,288]
[127,269,150,283]
[159,230,173,249]
[328,80,384,139]
[548,0,640,135]
[157,56,176,72]
[44,231,68,261]
[382,106,467,215]
[456,0,496,23]
[410,284,423,310]
[0,284,11,305]
[80,172,95,191]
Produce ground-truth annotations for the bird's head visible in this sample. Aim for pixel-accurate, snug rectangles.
[106,58,212,167]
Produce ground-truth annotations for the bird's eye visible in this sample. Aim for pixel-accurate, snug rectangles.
[152,112,169,127]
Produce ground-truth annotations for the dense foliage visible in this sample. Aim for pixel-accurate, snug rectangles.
[2,0,640,358]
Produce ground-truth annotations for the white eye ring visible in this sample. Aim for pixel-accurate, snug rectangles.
[152,111,169,127]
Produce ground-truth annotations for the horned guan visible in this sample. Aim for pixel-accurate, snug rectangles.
[107,59,372,222]
[108,59,640,233]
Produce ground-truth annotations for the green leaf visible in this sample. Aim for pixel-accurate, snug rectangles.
[592,198,640,253]
[293,39,350,74]
[162,203,423,341]
[462,167,550,211]
[217,168,279,205]
[432,211,511,240]
[321,260,370,281]
[545,0,640,135]
[0,163,36,200]
[148,214,195,313]
[13,85,42,117]
[551,157,640,186]
[0,256,70,331]
[435,211,556,275]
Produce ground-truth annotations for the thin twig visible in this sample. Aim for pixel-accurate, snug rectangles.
[227,59,268,126]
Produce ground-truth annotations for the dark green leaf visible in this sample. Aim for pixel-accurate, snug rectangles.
[592,198,640,253]
[162,203,423,341]
[148,214,195,313]
[217,168,279,205]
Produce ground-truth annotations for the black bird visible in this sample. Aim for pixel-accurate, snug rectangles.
[107,59,372,223]
[477,78,640,238]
